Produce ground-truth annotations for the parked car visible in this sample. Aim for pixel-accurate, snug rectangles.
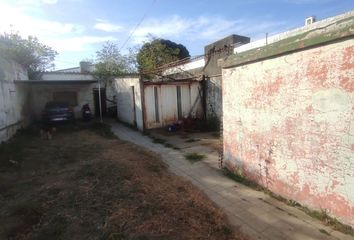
[42,101,75,124]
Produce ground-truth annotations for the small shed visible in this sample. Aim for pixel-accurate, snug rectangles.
[142,79,204,129]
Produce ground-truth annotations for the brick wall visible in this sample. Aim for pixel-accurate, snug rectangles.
[222,38,354,226]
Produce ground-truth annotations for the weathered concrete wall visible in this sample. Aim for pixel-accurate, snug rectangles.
[31,83,96,120]
[222,39,354,226]
[234,9,354,54]
[0,57,31,142]
[144,82,203,129]
[205,76,222,121]
[115,77,143,131]
[204,35,250,121]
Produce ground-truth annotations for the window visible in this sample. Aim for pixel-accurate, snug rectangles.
[53,91,78,106]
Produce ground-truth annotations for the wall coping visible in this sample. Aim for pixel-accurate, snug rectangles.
[221,14,354,69]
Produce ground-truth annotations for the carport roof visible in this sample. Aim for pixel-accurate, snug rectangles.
[14,80,97,84]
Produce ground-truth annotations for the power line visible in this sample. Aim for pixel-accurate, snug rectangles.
[118,0,157,52]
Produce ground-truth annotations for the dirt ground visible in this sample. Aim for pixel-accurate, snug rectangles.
[0,123,244,240]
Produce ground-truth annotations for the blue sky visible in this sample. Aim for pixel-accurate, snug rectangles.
[0,0,353,70]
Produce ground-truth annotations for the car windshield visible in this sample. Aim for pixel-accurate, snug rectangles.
[45,102,69,108]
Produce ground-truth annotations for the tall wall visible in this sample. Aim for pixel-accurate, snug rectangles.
[234,9,354,55]
[0,57,31,142]
[204,35,250,121]
[115,77,143,131]
[222,38,354,226]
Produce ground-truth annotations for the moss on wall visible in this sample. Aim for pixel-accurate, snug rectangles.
[222,16,354,68]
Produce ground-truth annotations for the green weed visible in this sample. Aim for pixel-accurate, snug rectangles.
[184,153,205,162]
[223,168,354,236]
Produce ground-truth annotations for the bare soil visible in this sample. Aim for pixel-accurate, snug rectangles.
[0,124,244,240]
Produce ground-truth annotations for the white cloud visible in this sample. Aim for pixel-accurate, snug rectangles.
[94,20,124,32]
[13,0,58,8]
[0,0,290,69]
[0,2,80,38]
[41,0,58,4]
[47,36,117,52]
[0,1,117,69]
[131,15,287,44]
[133,15,189,41]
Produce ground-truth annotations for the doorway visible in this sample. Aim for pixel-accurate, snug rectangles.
[93,88,107,117]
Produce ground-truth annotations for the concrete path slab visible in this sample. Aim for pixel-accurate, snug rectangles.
[109,121,353,240]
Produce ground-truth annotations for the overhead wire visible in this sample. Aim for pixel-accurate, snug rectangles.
[118,0,157,52]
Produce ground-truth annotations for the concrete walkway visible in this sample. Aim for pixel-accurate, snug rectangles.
[109,122,353,240]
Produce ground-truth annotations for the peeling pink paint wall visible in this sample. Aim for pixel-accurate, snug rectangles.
[222,39,354,227]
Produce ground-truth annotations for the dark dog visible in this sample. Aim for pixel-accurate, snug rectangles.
[40,122,56,140]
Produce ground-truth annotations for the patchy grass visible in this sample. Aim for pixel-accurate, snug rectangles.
[185,138,200,143]
[319,228,331,236]
[151,136,166,144]
[91,121,117,139]
[0,125,244,240]
[223,168,261,190]
[223,168,354,236]
[117,119,138,131]
[148,135,181,150]
[184,153,205,163]
[163,143,174,148]
[303,209,354,235]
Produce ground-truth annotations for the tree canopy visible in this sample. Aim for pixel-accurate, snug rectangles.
[0,32,57,78]
[93,41,137,81]
[137,38,190,76]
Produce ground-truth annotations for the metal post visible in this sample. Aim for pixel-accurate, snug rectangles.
[98,79,103,123]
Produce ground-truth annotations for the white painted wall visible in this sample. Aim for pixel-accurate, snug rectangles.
[162,57,205,75]
[144,82,203,129]
[115,77,143,131]
[0,57,31,142]
[41,72,95,81]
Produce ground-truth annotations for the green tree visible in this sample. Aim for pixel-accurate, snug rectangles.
[93,41,137,81]
[0,32,57,78]
[137,38,190,76]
